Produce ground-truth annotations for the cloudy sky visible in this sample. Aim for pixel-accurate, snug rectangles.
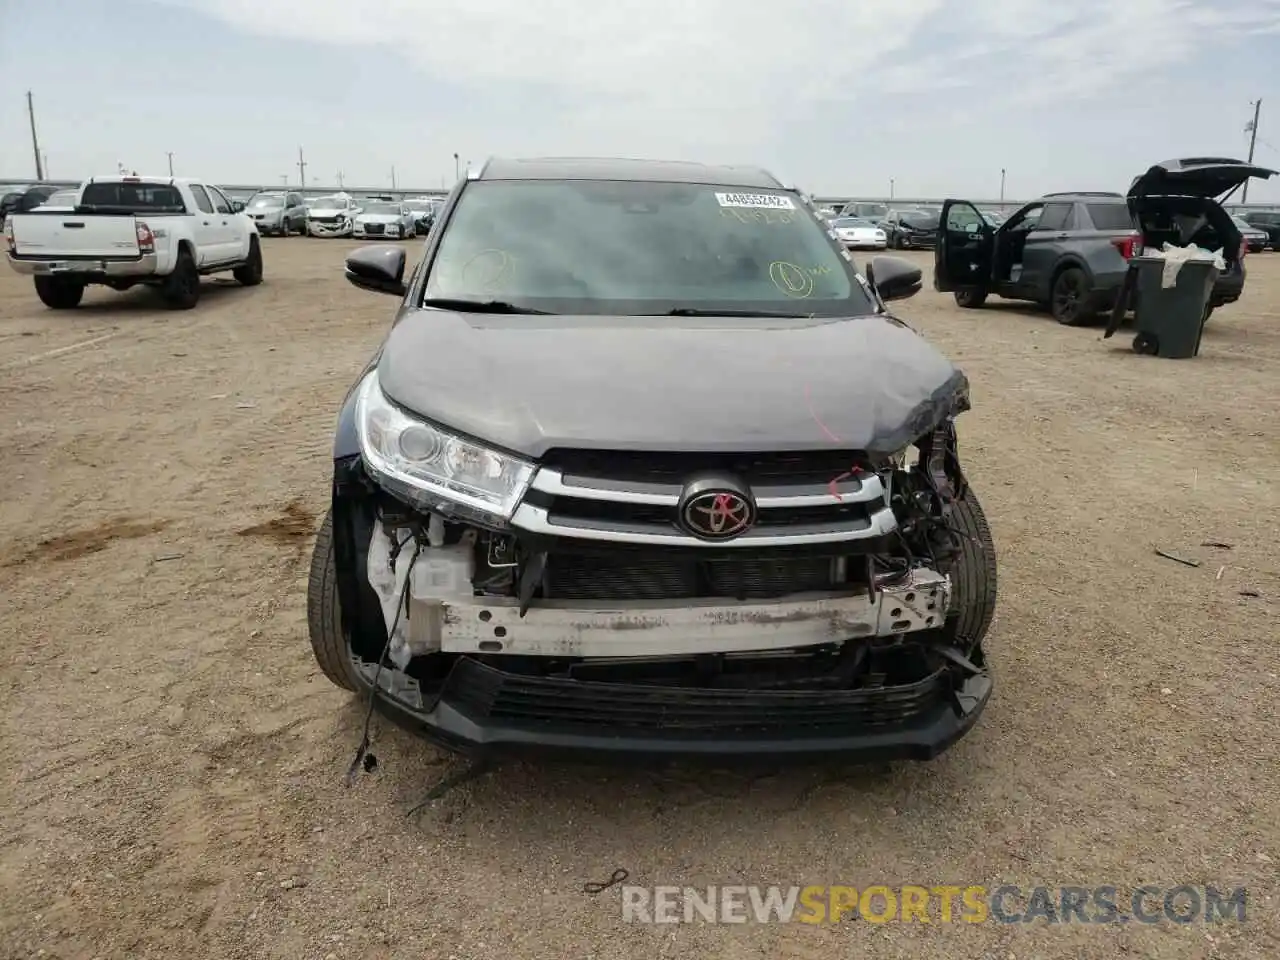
[2,0,1279,201]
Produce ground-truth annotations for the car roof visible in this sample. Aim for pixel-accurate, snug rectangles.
[476,156,783,188]
[1039,191,1125,200]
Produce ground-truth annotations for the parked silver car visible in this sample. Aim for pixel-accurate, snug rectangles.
[352,201,416,240]
[244,190,308,236]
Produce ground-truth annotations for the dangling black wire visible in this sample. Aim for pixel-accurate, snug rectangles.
[346,536,422,786]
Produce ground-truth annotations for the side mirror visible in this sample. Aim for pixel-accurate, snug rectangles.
[867,255,922,303]
[345,245,407,297]
[231,201,244,212]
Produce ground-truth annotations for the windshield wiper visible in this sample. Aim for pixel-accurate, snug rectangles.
[419,297,550,315]
[657,307,810,318]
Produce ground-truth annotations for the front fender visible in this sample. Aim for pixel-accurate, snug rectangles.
[334,388,361,460]
[333,357,381,459]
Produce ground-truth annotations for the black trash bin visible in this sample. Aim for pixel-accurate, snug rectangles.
[1125,255,1219,358]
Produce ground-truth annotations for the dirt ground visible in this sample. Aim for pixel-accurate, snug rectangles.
[1,239,1277,960]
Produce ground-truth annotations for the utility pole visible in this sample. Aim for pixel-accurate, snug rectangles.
[27,91,45,180]
[297,147,307,189]
[43,153,49,177]
[280,174,288,186]
[1000,168,1006,205]
[167,152,174,176]
[336,170,344,189]
[391,165,397,189]
[1243,100,1262,203]
[889,178,894,199]
[453,153,460,180]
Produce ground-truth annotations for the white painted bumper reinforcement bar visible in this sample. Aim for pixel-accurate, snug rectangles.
[366,526,951,662]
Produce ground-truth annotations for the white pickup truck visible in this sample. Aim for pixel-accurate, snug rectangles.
[3,175,263,310]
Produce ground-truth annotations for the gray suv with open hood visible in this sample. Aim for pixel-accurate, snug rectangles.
[306,157,997,763]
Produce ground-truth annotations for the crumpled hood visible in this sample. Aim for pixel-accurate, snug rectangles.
[310,206,351,217]
[376,310,968,458]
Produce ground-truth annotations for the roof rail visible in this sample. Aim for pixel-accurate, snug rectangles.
[1042,191,1123,198]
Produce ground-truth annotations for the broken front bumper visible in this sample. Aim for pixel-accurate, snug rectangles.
[308,221,352,237]
[356,655,991,762]
[352,523,991,762]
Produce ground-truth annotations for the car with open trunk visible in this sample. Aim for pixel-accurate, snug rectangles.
[934,159,1277,325]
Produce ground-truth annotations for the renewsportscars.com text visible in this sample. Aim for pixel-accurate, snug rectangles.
[621,884,1248,925]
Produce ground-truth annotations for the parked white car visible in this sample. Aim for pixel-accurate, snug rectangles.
[307,193,362,238]
[352,201,416,240]
[4,175,262,309]
[829,216,888,250]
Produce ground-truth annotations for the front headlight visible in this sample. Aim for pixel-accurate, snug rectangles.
[356,371,535,524]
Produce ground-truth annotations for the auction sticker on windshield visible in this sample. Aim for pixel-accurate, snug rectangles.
[715,192,796,210]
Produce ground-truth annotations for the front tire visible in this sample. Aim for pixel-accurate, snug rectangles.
[233,237,263,286]
[161,248,200,310]
[34,276,85,309]
[939,491,998,652]
[307,509,361,692]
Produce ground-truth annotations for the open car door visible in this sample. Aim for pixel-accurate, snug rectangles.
[934,200,994,292]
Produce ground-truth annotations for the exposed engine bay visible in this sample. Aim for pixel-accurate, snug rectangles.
[344,421,986,704]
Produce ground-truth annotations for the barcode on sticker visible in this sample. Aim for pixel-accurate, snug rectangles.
[715,192,795,210]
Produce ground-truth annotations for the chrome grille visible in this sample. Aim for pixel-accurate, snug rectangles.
[511,452,898,548]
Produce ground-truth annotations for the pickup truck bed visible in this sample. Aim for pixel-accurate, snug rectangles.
[9,211,153,261]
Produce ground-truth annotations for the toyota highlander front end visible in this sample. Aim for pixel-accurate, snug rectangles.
[308,158,997,763]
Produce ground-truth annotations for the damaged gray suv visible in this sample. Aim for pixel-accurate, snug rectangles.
[307,157,997,762]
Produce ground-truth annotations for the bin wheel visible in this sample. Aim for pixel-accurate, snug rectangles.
[1132,332,1159,355]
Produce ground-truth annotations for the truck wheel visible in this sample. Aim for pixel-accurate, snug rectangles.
[954,287,988,308]
[307,509,362,692]
[937,490,998,653]
[233,237,264,286]
[1050,267,1095,326]
[161,249,200,310]
[34,276,85,310]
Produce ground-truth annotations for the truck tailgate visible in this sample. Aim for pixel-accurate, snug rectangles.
[9,214,140,260]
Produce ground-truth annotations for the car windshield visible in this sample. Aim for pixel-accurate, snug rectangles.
[900,212,939,227]
[364,202,399,214]
[422,179,871,316]
[250,195,284,208]
[39,191,77,206]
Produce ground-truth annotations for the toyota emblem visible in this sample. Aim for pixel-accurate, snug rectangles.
[678,477,757,541]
